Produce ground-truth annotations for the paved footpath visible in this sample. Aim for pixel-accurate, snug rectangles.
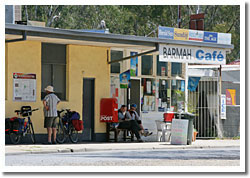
[5,139,240,155]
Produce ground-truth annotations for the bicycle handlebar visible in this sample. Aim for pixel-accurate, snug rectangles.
[14,108,39,114]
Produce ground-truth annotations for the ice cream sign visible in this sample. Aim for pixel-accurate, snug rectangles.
[159,44,226,65]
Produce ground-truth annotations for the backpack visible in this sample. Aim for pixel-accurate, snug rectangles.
[71,120,84,131]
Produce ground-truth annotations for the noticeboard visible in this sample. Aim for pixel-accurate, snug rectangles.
[13,73,36,102]
[171,119,189,145]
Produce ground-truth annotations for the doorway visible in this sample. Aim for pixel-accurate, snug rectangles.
[82,78,95,141]
[130,79,141,114]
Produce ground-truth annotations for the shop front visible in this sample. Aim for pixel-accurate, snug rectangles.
[5,23,233,143]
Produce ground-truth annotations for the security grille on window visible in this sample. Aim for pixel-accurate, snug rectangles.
[41,43,66,100]
[111,50,123,73]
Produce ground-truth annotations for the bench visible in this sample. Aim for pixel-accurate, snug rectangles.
[106,123,134,142]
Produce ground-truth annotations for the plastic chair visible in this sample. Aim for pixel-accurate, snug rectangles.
[155,120,172,142]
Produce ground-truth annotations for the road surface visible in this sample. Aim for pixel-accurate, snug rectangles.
[5,147,240,166]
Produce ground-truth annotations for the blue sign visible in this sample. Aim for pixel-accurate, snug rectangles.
[130,52,138,76]
[120,70,130,88]
[203,32,218,43]
[181,81,185,92]
[158,26,174,39]
[188,77,201,92]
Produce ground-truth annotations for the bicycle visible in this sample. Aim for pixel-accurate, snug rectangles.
[56,109,79,143]
[7,106,38,144]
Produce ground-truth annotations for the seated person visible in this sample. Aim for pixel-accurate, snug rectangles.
[129,103,153,137]
[117,105,143,142]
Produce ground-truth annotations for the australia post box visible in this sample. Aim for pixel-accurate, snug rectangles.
[100,98,118,122]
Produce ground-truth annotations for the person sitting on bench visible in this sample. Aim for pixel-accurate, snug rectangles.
[129,103,153,137]
[117,105,144,142]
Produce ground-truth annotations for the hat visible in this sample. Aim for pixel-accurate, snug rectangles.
[44,85,54,92]
[131,103,137,108]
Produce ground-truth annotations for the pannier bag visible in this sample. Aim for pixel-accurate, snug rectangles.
[70,112,80,120]
[62,111,80,122]
[72,120,83,131]
[5,118,12,133]
[12,117,24,132]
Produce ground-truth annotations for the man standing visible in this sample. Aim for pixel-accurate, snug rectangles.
[118,105,143,142]
[43,86,60,144]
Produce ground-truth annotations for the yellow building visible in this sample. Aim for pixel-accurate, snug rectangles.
[5,24,234,143]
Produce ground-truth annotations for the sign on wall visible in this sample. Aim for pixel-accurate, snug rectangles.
[221,94,226,119]
[159,44,226,65]
[158,26,231,45]
[120,70,130,88]
[203,32,218,43]
[13,73,36,102]
[130,52,138,76]
[171,119,189,145]
[158,26,174,39]
[189,30,204,41]
[174,28,189,41]
[226,89,236,105]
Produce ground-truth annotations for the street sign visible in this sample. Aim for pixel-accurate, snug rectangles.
[171,119,189,145]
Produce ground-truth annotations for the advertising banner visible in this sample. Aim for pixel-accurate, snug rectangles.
[120,70,130,88]
[218,33,232,45]
[171,119,189,145]
[174,28,189,41]
[188,77,201,92]
[159,44,226,65]
[158,26,174,39]
[13,73,36,102]
[226,89,236,105]
[203,32,218,43]
[221,94,226,119]
[189,29,204,41]
[130,52,138,76]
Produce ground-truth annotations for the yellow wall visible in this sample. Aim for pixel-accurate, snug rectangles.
[5,41,110,134]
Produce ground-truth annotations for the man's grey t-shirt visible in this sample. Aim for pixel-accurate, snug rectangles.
[43,93,60,117]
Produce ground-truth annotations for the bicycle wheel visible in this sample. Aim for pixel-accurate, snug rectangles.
[56,119,66,143]
[69,124,78,143]
[27,122,36,144]
[9,132,21,144]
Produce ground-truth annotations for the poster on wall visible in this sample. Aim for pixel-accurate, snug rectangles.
[130,52,138,76]
[221,94,226,119]
[226,89,236,105]
[13,73,36,102]
[120,70,130,88]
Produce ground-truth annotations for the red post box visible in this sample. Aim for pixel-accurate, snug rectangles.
[100,98,118,122]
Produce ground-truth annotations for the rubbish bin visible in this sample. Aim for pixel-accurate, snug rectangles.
[174,112,195,145]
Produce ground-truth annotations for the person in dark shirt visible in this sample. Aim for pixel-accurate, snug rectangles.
[129,103,153,137]
[117,105,143,142]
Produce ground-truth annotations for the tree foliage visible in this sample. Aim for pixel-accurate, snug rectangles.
[22,5,240,63]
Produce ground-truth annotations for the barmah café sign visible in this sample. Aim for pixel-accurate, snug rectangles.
[159,44,226,65]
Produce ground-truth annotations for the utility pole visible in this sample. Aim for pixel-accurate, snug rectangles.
[178,5,181,28]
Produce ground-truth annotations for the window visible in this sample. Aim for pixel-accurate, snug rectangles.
[171,80,185,112]
[141,55,153,75]
[171,62,182,76]
[41,43,66,100]
[158,79,170,109]
[111,50,123,73]
[141,78,155,111]
[157,55,168,76]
